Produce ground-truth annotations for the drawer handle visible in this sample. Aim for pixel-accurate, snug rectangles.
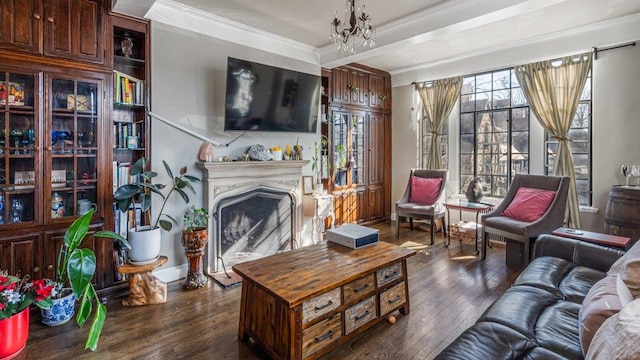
[355,310,370,321]
[354,284,369,293]
[314,330,334,343]
[388,295,402,304]
[314,300,333,311]
[385,271,399,279]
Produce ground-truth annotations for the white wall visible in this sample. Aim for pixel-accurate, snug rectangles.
[391,43,640,233]
[149,22,321,281]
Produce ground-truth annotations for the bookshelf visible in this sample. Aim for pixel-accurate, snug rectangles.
[110,15,150,286]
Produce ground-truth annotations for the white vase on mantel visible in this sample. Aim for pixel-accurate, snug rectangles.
[313,182,324,194]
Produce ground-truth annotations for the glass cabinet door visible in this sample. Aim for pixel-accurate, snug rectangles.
[0,70,38,226]
[331,110,367,189]
[351,113,366,186]
[332,111,349,188]
[47,76,101,221]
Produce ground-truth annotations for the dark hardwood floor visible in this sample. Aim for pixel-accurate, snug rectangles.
[17,221,522,360]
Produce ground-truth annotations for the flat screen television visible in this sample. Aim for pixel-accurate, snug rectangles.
[224,57,320,133]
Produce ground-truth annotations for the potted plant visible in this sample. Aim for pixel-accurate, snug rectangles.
[40,209,129,351]
[181,206,210,290]
[311,137,328,192]
[113,157,200,265]
[0,272,55,359]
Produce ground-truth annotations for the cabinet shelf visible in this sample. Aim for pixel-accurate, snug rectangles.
[113,102,145,108]
[114,55,146,65]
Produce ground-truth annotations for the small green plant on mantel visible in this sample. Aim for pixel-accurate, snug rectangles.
[114,157,201,231]
[183,205,209,232]
[57,209,129,351]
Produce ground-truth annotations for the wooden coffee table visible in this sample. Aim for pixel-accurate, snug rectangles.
[552,227,631,250]
[233,241,416,360]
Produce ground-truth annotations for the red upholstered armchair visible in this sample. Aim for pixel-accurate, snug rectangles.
[395,169,448,245]
[482,174,570,264]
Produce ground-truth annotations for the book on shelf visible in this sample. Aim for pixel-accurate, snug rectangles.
[113,121,143,148]
[113,70,144,106]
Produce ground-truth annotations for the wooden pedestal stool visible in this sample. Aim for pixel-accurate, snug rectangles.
[118,256,168,306]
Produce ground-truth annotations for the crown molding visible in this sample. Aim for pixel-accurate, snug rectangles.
[389,12,640,86]
[146,0,320,65]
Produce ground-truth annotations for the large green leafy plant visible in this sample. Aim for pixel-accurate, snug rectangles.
[113,157,200,231]
[56,209,129,351]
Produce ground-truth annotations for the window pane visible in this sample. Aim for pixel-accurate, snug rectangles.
[573,103,590,128]
[461,94,475,112]
[576,179,589,206]
[493,110,508,130]
[511,87,527,106]
[493,70,510,90]
[573,154,589,180]
[511,108,529,130]
[492,89,510,109]
[513,131,529,154]
[476,74,492,92]
[580,76,591,101]
[460,113,474,133]
[460,155,474,175]
[475,92,491,111]
[462,77,475,95]
[460,134,474,154]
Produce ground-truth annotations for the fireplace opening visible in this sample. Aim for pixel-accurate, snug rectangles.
[214,188,294,269]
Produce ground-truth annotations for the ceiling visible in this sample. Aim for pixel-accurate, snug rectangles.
[114,0,640,77]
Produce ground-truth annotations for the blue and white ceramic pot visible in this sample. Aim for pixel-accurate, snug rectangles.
[41,289,75,326]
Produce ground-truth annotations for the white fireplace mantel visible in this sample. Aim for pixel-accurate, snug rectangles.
[197,160,309,273]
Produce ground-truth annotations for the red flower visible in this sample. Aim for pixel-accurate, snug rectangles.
[0,303,4,310]
[32,279,54,301]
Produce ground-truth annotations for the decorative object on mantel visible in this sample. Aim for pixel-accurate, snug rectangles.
[181,206,210,290]
[198,142,214,162]
[293,138,303,160]
[465,176,484,203]
[330,0,376,54]
[270,146,283,161]
[285,144,292,160]
[247,144,274,161]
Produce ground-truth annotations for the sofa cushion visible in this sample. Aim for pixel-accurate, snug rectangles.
[535,301,583,360]
[433,322,535,360]
[514,256,607,303]
[409,177,442,205]
[586,298,640,360]
[478,286,559,338]
[502,187,556,222]
[578,275,622,355]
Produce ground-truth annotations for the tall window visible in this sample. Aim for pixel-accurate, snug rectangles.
[545,71,592,206]
[459,69,530,197]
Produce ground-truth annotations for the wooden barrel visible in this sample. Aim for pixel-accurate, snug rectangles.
[605,186,640,246]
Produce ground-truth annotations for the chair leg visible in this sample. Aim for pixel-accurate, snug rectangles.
[409,218,414,231]
[430,219,435,245]
[441,216,447,237]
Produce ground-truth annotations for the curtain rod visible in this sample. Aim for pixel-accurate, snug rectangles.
[593,41,636,60]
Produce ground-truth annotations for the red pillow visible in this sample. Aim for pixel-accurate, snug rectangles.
[502,187,557,222]
[409,177,443,205]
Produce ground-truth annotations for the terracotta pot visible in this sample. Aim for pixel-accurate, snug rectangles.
[41,288,75,326]
[0,307,29,360]
[128,226,162,265]
[181,227,208,290]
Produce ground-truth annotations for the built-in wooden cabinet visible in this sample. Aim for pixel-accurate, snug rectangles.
[324,64,391,226]
[0,0,105,64]
[0,2,150,295]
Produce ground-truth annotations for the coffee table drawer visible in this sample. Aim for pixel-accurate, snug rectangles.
[379,281,406,315]
[302,287,341,324]
[376,262,402,287]
[344,296,377,335]
[343,273,375,304]
[302,313,342,358]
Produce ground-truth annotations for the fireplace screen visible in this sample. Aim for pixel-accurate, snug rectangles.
[215,188,293,268]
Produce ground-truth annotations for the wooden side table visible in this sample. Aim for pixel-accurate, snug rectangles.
[443,200,495,256]
[552,227,631,250]
[118,256,168,306]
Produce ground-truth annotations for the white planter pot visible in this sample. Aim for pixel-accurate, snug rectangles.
[128,226,162,265]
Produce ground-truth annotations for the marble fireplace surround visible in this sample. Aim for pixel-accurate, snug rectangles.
[197,160,309,273]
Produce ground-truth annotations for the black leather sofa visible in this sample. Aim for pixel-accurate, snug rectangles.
[436,234,624,359]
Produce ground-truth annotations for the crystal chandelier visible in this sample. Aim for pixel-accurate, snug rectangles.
[330,0,376,54]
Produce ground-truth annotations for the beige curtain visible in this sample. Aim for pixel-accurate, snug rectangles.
[514,53,592,228]
[415,76,463,169]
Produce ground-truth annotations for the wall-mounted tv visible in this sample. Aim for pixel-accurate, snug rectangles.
[224,57,320,133]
